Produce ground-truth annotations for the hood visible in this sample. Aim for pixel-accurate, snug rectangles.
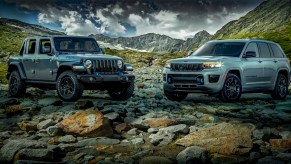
[57,53,122,62]
[168,56,239,63]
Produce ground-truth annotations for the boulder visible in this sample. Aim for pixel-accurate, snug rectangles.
[257,156,285,164]
[127,128,139,135]
[16,148,54,161]
[58,135,77,143]
[149,124,189,146]
[139,156,172,164]
[1,139,46,161]
[18,121,37,132]
[104,112,119,121]
[59,110,113,137]
[37,119,56,130]
[143,117,177,128]
[75,101,94,109]
[269,139,291,148]
[131,138,145,145]
[37,98,60,106]
[176,146,208,164]
[75,137,120,147]
[46,125,63,136]
[115,123,132,133]
[176,123,255,155]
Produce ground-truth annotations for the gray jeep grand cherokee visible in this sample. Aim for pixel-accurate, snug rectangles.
[163,39,290,102]
[7,36,135,102]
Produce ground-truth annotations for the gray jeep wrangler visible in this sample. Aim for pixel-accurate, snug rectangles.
[7,36,135,102]
[163,39,290,102]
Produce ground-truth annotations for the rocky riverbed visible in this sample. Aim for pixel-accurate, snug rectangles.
[0,66,291,164]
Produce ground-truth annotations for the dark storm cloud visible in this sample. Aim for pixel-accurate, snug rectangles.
[4,0,265,39]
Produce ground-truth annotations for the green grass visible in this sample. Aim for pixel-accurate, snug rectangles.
[220,21,291,59]
[0,26,30,57]
[105,48,185,67]
[0,63,7,84]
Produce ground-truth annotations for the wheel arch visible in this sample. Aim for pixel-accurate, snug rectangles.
[56,65,73,80]
[277,69,290,82]
[227,69,241,80]
[7,62,26,80]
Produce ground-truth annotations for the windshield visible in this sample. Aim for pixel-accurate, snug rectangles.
[193,42,245,57]
[54,37,101,53]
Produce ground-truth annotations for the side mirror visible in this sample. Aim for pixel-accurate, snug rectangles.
[100,48,105,54]
[43,46,51,54]
[243,51,256,58]
[187,51,193,56]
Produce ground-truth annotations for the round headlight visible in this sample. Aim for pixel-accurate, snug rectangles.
[84,60,92,69]
[117,60,123,69]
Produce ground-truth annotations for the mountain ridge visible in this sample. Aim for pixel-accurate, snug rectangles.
[91,30,212,52]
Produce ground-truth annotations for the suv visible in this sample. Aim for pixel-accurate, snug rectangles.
[7,36,135,102]
[163,39,290,102]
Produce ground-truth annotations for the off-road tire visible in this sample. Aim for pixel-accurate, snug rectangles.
[164,90,188,102]
[56,71,83,102]
[271,74,288,100]
[8,70,26,97]
[219,73,242,102]
[108,78,134,101]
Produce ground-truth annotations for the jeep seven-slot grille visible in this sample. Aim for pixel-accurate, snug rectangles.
[95,59,120,73]
[171,63,203,72]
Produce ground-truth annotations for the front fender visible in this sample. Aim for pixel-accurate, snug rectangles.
[7,62,26,79]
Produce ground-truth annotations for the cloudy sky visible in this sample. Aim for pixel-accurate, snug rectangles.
[0,0,265,39]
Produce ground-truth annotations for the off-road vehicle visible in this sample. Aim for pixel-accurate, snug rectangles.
[7,36,135,101]
[163,39,290,102]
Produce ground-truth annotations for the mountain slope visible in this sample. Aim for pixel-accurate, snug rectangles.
[0,18,64,58]
[0,18,64,36]
[213,0,291,57]
[182,30,212,51]
[91,31,212,52]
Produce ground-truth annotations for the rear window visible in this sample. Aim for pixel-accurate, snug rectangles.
[258,42,272,58]
[270,44,285,58]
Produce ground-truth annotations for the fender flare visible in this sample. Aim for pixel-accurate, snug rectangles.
[7,62,27,80]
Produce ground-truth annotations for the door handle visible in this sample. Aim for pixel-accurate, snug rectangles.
[33,59,39,63]
[258,60,263,63]
[273,60,278,63]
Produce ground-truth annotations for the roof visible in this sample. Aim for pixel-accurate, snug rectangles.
[26,35,95,39]
[208,39,277,44]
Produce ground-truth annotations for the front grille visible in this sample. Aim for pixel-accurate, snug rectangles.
[171,63,203,72]
[95,59,121,74]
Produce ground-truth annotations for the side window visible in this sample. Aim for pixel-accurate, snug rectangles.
[27,39,36,54]
[258,42,271,58]
[270,44,284,58]
[39,39,51,54]
[245,42,259,57]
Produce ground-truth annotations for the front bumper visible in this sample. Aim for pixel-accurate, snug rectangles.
[77,73,135,84]
[163,68,225,94]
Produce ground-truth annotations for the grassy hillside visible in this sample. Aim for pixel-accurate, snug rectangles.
[217,21,291,58]
[0,26,30,58]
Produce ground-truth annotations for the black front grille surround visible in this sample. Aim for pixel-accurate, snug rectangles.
[94,59,122,74]
[166,74,204,88]
[170,63,203,72]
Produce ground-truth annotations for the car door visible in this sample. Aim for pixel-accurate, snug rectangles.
[35,39,55,81]
[22,39,36,80]
[241,42,264,91]
[270,43,287,83]
[257,42,277,88]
